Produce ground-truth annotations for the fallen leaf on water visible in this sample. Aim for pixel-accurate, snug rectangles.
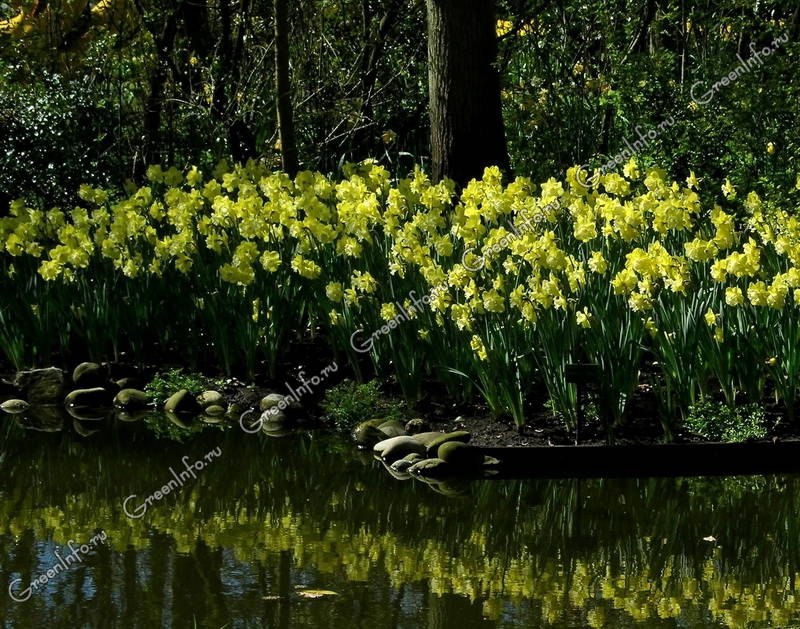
[296,589,338,599]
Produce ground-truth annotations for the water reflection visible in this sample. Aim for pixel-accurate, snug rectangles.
[0,416,799,627]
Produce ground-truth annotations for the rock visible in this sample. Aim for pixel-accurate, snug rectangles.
[165,411,193,429]
[405,418,431,434]
[411,431,448,447]
[115,409,148,422]
[423,478,471,497]
[407,458,453,479]
[378,419,406,437]
[72,362,108,389]
[20,405,66,432]
[14,368,65,404]
[0,378,19,396]
[374,435,415,455]
[72,418,101,438]
[260,408,290,429]
[424,431,471,456]
[0,399,30,414]
[381,458,412,480]
[65,387,113,408]
[204,404,226,416]
[115,377,141,390]
[260,393,299,413]
[114,388,150,409]
[373,436,426,463]
[353,423,387,448]
[197,390,224,408]
[66,406,108,421]
[261,425,293,438]
[390,453,424,473]
[437,441,485,467]
[164,389,202,414]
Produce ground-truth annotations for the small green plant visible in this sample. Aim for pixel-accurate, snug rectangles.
[320,379,405,433]
[685,399,768,443]
[544,398,599,424]
[144,369,219,407]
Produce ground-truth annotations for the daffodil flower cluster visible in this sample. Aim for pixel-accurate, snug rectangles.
[2,158,800,430]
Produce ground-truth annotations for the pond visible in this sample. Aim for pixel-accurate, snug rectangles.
[0,411,798,628]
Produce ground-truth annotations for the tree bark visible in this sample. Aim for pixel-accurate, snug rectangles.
[274,0,299,176]
[426,0,509,186]
[141,7,178,174]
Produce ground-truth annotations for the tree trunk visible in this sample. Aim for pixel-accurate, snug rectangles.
[141,8,178,175]
[274,0,299,176]
[426,0,509,186]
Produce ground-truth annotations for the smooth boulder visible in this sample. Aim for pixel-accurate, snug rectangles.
[0,399,30,414]
[114,388,150,409]
[65,387,113,408]
[390,453,424,473]
[115,377,141,390]
[407,458,452,479]
[164,389,202,414]
[72,362,107,388]
[424,431,471,456]
[373,436,425,463]
[377,420,406,438]
[197,390,224,408]
[405,418,431,434]
[353,420,388,447]
[14,368,65,404]
[260,393,299,413]
[260,408,290,429]
[437,441,485,468]
[411,431,449,447]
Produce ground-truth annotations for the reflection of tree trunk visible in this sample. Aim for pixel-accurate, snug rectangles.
[277,550,291,629]
[141,9,178,175]
[95,539,113,624]
[427,592,484,627]
[426,0,509,186]
[191,539,228,622]
[274,0,299,176]
[149,533,174,627]
[122,548,138,629]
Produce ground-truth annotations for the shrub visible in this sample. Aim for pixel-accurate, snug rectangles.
[144,369,219,408]
[685,400,768,443]
[320,380,404,433]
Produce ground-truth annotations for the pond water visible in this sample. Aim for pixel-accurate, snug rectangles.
[0,410,799,628]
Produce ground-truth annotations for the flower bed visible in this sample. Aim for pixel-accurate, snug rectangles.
[2,159,800,439]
